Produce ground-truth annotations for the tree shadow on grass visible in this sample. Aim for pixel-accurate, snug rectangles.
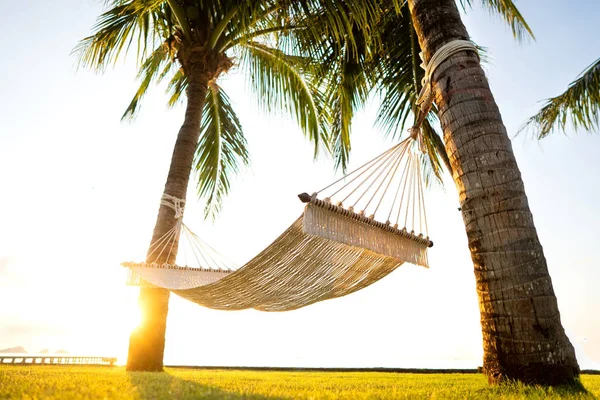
[128,370,289,400]
[480,378,596,399]
[551,379,596,398]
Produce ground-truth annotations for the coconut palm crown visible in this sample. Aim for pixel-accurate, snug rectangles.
[76,0,379,217]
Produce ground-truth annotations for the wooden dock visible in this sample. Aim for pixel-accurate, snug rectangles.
[0,356,117,366]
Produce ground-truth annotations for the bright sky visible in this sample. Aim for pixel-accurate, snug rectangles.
[0,0,598,369]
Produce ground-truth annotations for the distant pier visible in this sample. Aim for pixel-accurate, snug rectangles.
[0,355,117,366]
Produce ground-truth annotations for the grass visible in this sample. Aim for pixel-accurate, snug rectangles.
[0,366,599,399]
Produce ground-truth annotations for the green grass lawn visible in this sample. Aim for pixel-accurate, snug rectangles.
[0,366,598,399]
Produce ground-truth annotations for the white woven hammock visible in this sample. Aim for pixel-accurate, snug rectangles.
[123,136,433,311]
[118,40,484,312]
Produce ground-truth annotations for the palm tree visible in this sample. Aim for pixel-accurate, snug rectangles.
[76,0,376,372]
[275,0,580,384]
[401,0,580,385]
[523,57,600,138]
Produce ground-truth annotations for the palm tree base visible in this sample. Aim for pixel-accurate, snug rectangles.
[126,288,170,372]
[485,362,580,386]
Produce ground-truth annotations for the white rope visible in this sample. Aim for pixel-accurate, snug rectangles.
[161,193,186,219]
[416,39,479,110]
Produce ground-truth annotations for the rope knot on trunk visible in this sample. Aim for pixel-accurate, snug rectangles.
[161,193,186,219]
[408,40,479,149]
[416,39,479,109]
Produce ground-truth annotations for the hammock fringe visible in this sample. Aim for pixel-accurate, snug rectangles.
[303,202,429,268]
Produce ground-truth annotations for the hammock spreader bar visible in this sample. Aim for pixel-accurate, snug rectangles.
[300,198,431,268]
[122,261,231,289]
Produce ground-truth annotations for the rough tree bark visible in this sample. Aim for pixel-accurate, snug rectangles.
[126,48,228,372]
[407,0,579,385]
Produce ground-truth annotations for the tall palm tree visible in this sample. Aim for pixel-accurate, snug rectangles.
[401,0,580,385]
[271,0,580,384]
[523,57,600,138]
[76,0,377,372]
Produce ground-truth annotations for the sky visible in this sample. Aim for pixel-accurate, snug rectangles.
[0,0,598,369]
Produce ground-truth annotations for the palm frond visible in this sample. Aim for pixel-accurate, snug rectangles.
[521,58,600,139]
[74,0,167,71]
[374,7,462,183]
[373,8,421,139]
[420,116,450,184]
[375,90,415,139]
[194,83,250,219]
[282,0,379,59]
[323,39,372,171]
[328,87,354,171]
[122,42,176,120]
[239,41,326,155]
[213,2,279,52]
[165,69,188,107]
[459,0,534,42]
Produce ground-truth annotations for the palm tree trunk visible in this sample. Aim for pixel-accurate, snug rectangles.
[126,60,211,372]
[407,0,579,385]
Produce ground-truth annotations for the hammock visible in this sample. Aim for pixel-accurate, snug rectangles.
[122,135,433,311]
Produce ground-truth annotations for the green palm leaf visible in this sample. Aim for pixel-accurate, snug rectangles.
[122,42,175,120]
[239,41,326,155]
[195,82,250,219]
[325,39,371,171]
[522,58,600,139]
[373,8,451,181]
[420,116,449,183]
[165,69,188,107]
[459,0,534,41]
[74,0,167,71]
[390,0,533,41]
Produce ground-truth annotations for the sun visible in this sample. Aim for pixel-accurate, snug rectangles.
[53,268,143,364]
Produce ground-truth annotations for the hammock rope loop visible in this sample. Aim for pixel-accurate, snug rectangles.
[416,39,479,110]
[411,39,479,142]
[161,193,186,219]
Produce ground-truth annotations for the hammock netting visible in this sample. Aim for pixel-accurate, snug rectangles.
[122,136,433,311]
